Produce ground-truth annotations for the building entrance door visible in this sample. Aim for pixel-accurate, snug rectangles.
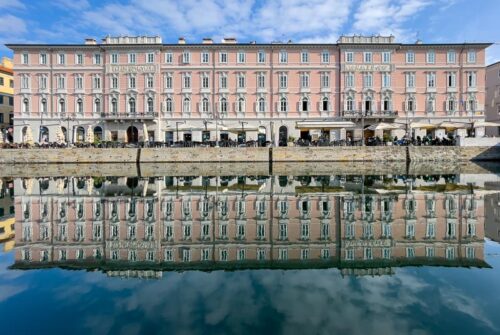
[127,126,138,143]
[278,126,288,146]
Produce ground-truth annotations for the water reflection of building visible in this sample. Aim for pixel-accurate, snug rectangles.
[0,178,15,251]
[11,175,489,277]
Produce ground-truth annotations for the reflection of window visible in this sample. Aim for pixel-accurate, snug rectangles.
[257,224,265,239]
[426,223,435,238]
[279,223,287,240]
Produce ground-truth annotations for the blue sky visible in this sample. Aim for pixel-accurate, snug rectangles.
[1,0,499,64]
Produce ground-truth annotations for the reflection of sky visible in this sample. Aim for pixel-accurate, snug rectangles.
[2,241,500,335]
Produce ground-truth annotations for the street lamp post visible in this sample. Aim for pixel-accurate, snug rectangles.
[239,121,248,145]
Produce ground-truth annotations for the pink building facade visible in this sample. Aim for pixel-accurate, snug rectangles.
[7,35,491,144]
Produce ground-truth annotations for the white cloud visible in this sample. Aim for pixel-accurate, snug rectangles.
[0,14,27,35]
[52,0,90,11]
[0,0,25,9]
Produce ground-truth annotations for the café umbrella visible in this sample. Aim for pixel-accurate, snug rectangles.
[55,126,65,144]
[438,122,468,130]
[143,123,149,141]
[473,121,500,128]
[410,122,437,129]
[366,122,402,131]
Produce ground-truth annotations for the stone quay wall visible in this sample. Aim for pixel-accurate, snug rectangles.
[0,146,499,165]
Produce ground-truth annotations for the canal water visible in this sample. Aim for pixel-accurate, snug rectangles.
[1,164,500,334]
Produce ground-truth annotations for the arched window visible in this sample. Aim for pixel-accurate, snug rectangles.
[322,97,329,111]
[23,98,29,114]
[427,99,435,113]
[77,98,83,114]
[129,97,136,114]
[147,97,154,113]
[220,98,227,113]
[301,97,308,112]
[202,98,209,113]
[41,98,47,114]
[346,97,353,111]
[448,99,455,112]
[165,98,173,113]
[111,98,117,115]
[280,97,287,112]
[237,97,245,113]
[59,98,65,114]
[406,98,414,112]
[183,97,190,114]
[258,97,265,113]
[94,98,101,114]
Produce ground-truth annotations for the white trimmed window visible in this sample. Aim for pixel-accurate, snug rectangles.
[467,72,476,87]
[93,53,101,65]
[39,53,47,65]
[128,53,136,64]
[467,50,476,63]
[146,74,154,88]
[237,73,245,88]
[41,98,47,114]
[219,52,228,63]
[363,52,372,63]
[202,98,210,113]
[279,51,288,63]
[146,52,154,63]
[219,73,227,89]
[201,52,209,64]
[201,73,209,89]
[382,51,391,63]
[258,50,266,63]
[382,72,391,88]
[406,51,415,64]
[111,53,118,64]
[258,97,265,113]
[77,98,83,114]
[111,76,118,89]
[165,73,173,89]
[220,97,227,114]
[39,76,47,90]
[321,72,330,88]
[165,52,173,64]
[57,75,65,89]
[426,50,435,64]
[321,51,330,63]
[75,75,83,90]
[279,73,287,89]
[427,72,436,88]
[257,72,265,89]
[280,97,287,112]
[301,51,309,63]
[22,53,29,64]
[345,51,354,63]
[58,53,65,65]
[93,75,101,89]
[21,75,29,89]
[345,72,354,88]
[406,72,415,88]
[182,51,190,64]
[237,51,246,63]
[76,54,83,65]
[182,73,191,89]
[447,72,456,87]
[237,97,245,113]
[363,73,373,88]
[129,75,136,89]
[447,50,456,64]
[183,98,191,114]
[300,73,309,88]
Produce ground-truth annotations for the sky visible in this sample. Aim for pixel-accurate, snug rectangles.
[0,0,499,64]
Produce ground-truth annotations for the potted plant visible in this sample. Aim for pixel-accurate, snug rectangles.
[287,136,296,147]
[383,133,393,146]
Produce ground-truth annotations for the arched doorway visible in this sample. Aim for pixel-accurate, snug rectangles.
[76,126,85,143]
[127,126,138,143]
[22,126,28,142]
[278,126,288,147]
[93,126,103,141]
[40,126,49,143]
[61,127,68,142]
[258,126,267,147]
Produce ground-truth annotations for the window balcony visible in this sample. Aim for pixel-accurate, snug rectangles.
[342,110,398,118]
[101,112,158,120]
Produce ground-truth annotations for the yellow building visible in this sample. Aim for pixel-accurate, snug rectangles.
[0,57,14,141]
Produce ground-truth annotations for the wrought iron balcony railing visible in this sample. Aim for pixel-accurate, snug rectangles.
[101,112,158,120]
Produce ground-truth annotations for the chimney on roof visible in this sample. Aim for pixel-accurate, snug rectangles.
[222,37,237,44]
[202,38,213,44]
[84,38,97,45]
[416,39,423,44]
[178,37,186,44]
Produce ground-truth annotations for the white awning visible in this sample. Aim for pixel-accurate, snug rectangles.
[296,121,356,129]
